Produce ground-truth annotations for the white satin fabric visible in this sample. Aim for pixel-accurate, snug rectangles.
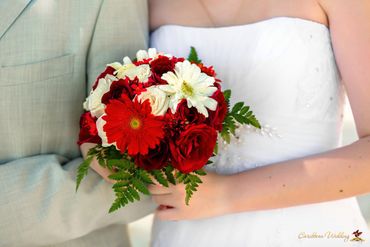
[150,17,370,247]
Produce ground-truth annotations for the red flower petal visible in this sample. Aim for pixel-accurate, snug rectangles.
[102,95,165,156]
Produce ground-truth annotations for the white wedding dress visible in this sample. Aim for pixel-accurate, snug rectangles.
[149,17,370,247]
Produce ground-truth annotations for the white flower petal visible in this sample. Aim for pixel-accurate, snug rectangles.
[148,48,157,58]
[136,50,148,61]
[160,60,218,117]
[203,97,218,111]
[137,86,169,116]
[158,84,176,94]
[195,104,209,117]
[84,76,114,118]
[123,56,132,65]
[96,116,110,147]
[202,86,218,96]
[162,72,179,86]
[108,62,122,70]
[90,104,106,118]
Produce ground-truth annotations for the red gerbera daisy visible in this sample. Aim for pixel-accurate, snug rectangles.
[102,95,165,156]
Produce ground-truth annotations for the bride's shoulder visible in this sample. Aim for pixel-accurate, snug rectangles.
[149,0,207,31]
[149,0,188,31]
[149,0,167,29]
[316,0,370,33]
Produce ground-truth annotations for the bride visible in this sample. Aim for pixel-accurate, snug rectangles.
[148,0,370,246]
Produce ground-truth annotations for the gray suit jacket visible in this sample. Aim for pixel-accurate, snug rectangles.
[0,0,155,246]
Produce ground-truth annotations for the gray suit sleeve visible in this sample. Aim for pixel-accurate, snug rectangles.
[0,1,155,246]
[0,155,155,246]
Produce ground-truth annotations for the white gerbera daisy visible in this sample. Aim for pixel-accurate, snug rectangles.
[108,57,151,82]
[136,48,159,61]
[159,60,218,117]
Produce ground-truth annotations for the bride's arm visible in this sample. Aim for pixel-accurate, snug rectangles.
[149,0,370,221]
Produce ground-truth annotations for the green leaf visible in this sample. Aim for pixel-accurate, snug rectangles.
[75,156,93,192]
[240,106,250,115]
[109,197,122,213]
[138,169,154,184]
[128,186,140,200]
[97,158,106,168]
[112,181,130,188]
[250,118,261,129]
[120,194,129,206]
[221,132,231,144]
[132,178,150,195]
[107,159,134,170]
[185,179,199,204]
[213,142,218,155]
[190,175,202,183]
[108,171,131,181]
[194,169,207,176]
[164,166,176,185]
[187,46,202,63]
[124,190,134,202]
[232,102,244,113]
[107,146,123,159]
[87,146,99,156]
[151,170,169,187]
[233,114,248,124]
[223,90,231,102]
[175,172,186,183]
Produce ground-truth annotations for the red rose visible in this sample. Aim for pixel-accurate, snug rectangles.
[77,112,101,145]
[175,99,206,124]
[207,90,228,131]
[92,66,115,90]
[134,141,169,170]
[151,55,175,75]
[170,124,217,173]
[149,72,168,85]
[163,100,206,139]
[102,78,134,103]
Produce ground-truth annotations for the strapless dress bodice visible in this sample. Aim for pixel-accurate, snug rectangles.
[150,17,369,247]
[151,17,345,174]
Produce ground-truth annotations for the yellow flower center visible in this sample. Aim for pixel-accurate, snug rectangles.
[181,81,194,97]
[130,117,141,130]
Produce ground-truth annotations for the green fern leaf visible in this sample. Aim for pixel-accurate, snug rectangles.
[109,197,122,213]
[107,159,132,170]
[132,178,150,195]
[128,186,140,200]
[75,156,93,192]
[151,170,169,187]
[187,46,202,63]
[108,171,131,181]
[194,169,207,176]
[138,169,154,184]
[164,166,176,185]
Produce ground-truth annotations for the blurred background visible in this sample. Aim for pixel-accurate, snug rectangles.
[128,98,370,247]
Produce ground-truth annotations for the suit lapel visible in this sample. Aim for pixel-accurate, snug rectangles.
[0,0,32,40]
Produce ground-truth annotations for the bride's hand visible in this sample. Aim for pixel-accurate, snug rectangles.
[80,142,115,184]
[149,172,233,221]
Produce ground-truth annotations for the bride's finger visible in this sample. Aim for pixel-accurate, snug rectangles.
[90,158,115,184]
[148,184,173,195]
[155,206,180,221]
[152,194,177,207]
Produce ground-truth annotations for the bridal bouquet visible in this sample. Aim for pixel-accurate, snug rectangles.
[76,47,260,213]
